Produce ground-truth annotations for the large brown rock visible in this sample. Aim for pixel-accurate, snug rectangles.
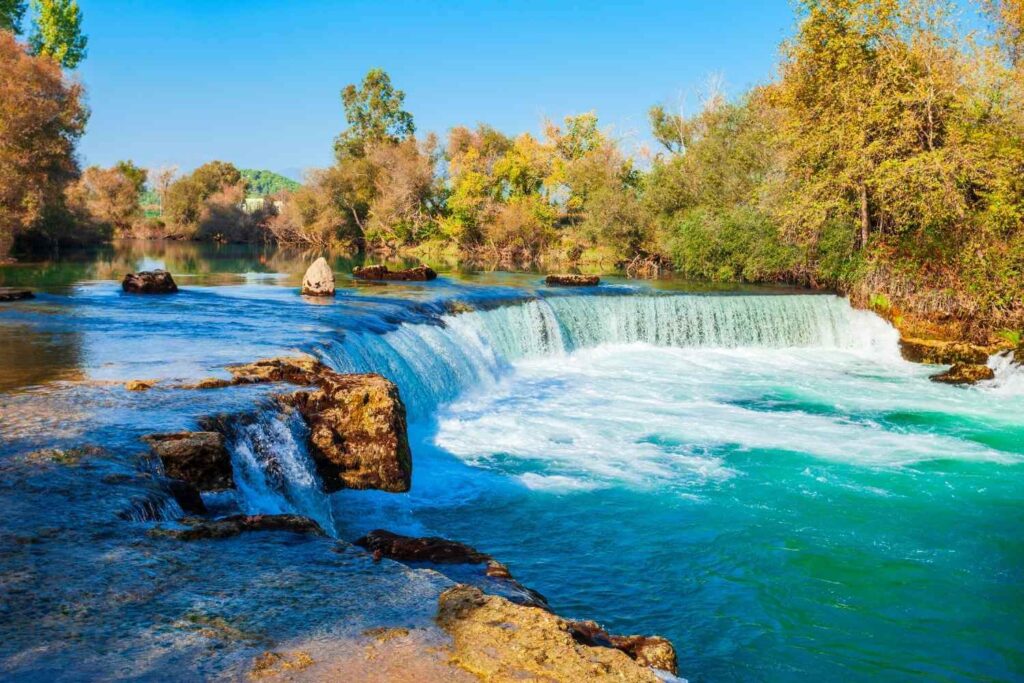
[227,356,327,385]
[567,621,678,675]
[437,585,663,682]
[301,257,336,296]
[122,269,178,294]
[355,529,492,564]
[546,274,600,287]
[352,264,437,281]
[152,514,324,541]
[899,337,989,365]
[930,363,995,385]
[0,287,33,302]
[143,431,232,491]
[281,372,412,493]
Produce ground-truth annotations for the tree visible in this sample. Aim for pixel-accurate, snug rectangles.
[0,30,87,256]
[163,161,244,236]
[150,165,178,206]
[115,160,147,198]
[0,0,26,33]
[333,68,415,159]
[29,0,86,69]
[66,165,142,235]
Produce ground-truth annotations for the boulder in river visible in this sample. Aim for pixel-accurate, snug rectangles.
[352,264,437,281]
[152,514,324,541]
[143,431,233,491]
[437,585,664,682]
[0,287,34,302]
[930,363,995,385]
[545,274,600,287]
[899,337,989,365]
[354,529,493,564]
[301,257,336,296]
[122,269,178,294]
[280,371,412,493]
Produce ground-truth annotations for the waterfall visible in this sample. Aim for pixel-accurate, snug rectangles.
[320,292,899,418]
[224,407,337,535]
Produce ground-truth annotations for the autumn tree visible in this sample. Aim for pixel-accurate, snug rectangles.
[28,0,86,69]
[0,30,87,256]
[163,161,246,236]
[66,165,142,235]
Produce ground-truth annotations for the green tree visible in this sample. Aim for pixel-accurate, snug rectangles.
[0,0,26,32]
[115,160,147,198]
[334,68,415,159]
[28,0,87,69]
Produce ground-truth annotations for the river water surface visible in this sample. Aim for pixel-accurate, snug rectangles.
[1,241,1021,681]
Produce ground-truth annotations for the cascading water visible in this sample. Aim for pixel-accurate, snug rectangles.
[320,293,901,418]
[224,406,337,535]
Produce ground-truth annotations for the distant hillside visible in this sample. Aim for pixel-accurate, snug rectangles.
[240,169,301,196]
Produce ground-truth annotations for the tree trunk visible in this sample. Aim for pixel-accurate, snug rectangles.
[858,184,870,249]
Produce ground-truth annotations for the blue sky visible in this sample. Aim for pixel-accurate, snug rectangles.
[74,1,798,177]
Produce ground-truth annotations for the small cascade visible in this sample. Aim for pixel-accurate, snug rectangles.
[119,492,184,523]
[321,293,899,418]
[224,407,337,535]
[988,350,1024,394]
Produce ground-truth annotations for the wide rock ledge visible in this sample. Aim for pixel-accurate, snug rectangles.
[151,514,324,541]
[545,274,600,287]
[301,257,336,296]
[143,431,233,491]
[437,585,666,682]
[899,337,989,365]
[352,264,437,281]
[122,269,178,294]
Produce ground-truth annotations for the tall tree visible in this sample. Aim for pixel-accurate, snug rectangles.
[333,68,415,159]
[0,0,26,33]
[29,0,86,69]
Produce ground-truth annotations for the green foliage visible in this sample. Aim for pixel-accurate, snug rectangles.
[28,0,86,69]
[0,0,26,32]
[163,161,243,234]
[239,169,300,197]
[869,293,892,312]
[115,160,146,198]
[996,329,1022,346]
[334,68,415,160]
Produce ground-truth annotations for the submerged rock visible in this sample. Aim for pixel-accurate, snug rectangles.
[122,269,178,294]
[125,379,158,392]
[437,585,663,682]
[281,372,412,493]
[143,431,233,491]
[545,274,600,287]
[899,337,989,365]
[301,257,336,297]
[930,363,995,385]
[152,514,325,541]
[352,264,437,281]
[0,287,34,302]
[354,530,492,564]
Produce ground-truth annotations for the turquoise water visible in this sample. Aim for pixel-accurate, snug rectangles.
[1,244,1022,681]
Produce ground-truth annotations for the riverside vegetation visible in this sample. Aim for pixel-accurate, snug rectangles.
[3,1,1024,338]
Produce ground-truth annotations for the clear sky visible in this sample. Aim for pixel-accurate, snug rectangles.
[76,1,800,178]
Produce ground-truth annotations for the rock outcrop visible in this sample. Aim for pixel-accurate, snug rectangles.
[143,431,233,491]
[899,337,989,365]
[0,287,34,302]
[122,269,178,294]
[281,372,411,493]
[567,620,678,675]
[152,514,324,541]
[352,264,437,281]
[355,529,493,564]
[545,274,600,287]
[437,585,665,682]
[301,257,336,296]
[227,356,326,385]
[125,379,158,392]
[930,363,995,385]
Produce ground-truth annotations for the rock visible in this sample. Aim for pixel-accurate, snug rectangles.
[143,431,232,491]
[354,529,492,564]
[180,377,233,390]
[930,363,995,385]
[152,514,324,541]
[545,274,600,287]
[567,622,678,674]
[122,269,178,294]
[166,478,207,515]
[280,372,412,493]
[125,379,158,392]
[0,287,33,302]
[899,337,989,365]
[352,264,437,281]
[301,257,336,296]
[437,585,662,683]
[227,356,326,386]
